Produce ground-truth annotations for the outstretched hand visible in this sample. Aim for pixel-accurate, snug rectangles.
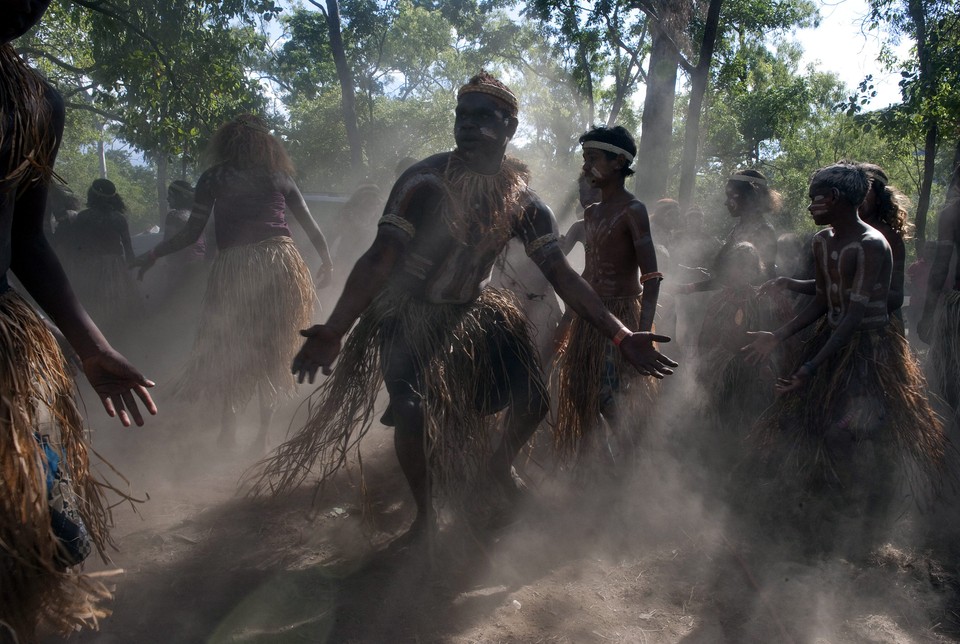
[130,252,156,281]
[774,370,811,395]
[82,350,156,427]
[619,332,678,378]
[758,277,788,297]
[741,331,779,365]
[292,324,342,383]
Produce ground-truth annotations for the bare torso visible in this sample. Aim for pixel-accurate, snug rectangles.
[582,199,649,298]
[815,226,893,329]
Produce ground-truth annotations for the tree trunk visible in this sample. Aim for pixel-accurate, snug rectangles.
[914,123,938,254]
[324,0,363,173]
[908,0,937,254]
[634,23,679,204]
[677,0,723,209]
[97,122,108,179]
[576,42,595,127]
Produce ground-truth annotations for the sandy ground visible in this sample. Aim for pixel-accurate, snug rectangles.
[37,346,960,644]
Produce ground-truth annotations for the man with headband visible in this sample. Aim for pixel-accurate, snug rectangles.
[680,168,781,295]
[252,71,677,539]
[553,125,662,467]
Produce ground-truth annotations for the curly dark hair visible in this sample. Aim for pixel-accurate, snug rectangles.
[859,162,911,238]
[579,125,637,177]
[86,178,126,213]
[726,168,782,216]
[205,114,295,176]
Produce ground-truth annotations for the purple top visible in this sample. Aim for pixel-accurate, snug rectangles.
[212,190,290,250]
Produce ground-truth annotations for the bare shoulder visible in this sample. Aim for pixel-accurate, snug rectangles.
[860,227,891,256]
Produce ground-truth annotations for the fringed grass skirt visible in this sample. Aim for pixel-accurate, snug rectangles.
[0,290,112,640]
[553,295,659,460]
[250,287,542,500]
[754,321,946,505]
[174,237,315,412]
[929,290,960,411]
[696,287,793,428]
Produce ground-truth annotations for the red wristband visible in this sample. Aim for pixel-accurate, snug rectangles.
[612,327,631,347]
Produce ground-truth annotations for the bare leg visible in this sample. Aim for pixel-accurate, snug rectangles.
[390,395,435,535]
[251,385,277,454]
[489,380,548,496]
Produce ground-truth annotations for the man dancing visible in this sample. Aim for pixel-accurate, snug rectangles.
[553,126,661,464]
[253,72,676,535]
[743,163,944,552]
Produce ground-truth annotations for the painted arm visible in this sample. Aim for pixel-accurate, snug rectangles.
[560,219,585,255]
[743,237,828,363]
[132,171,212,276]
[759,277,816,296]
[291,229,404,383]
[626,203,659,332]
[284,177,333,284]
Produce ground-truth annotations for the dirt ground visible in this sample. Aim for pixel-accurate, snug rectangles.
[40,353,960,644]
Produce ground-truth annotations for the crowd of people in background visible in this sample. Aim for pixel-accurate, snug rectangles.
[4,2,960,639]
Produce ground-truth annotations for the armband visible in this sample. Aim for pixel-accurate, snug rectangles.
[639,271,664,284]
[378,213,416,239]
[525,233,559,257]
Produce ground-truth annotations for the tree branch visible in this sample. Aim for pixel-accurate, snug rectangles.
[64,101,125,123]
[16,46,97,75]
[69,0,180,92]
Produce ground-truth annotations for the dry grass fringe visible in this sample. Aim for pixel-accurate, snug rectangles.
[553,295,659,460]
[174,236,315,412]
[754,321,947,507]
[248,287,540,504]
[0,291,115,640]
[0,44,58,195]
[440,154,529,248]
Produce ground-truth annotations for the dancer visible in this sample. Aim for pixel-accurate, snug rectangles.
[743,163,944,552]
[253,73,676,536]
[680,169,779,295]
[1,2,155,638]
[553,125,661,463]
[69,179,143,331]
[133,114,332,450]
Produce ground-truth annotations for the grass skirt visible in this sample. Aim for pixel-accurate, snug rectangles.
[754,321,946,506]
[696,287,793,428]
[0,290,112,640]
[553,295,659,460]
[250,287,541,500]
[174,237,315,412]
[929,290,960,411]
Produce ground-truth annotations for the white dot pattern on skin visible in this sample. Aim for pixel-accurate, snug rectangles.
[831,283,839,292]
[830,251,838,260]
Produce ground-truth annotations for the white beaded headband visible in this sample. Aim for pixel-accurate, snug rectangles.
[582,140,635,163]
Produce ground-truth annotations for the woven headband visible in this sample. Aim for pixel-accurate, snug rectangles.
[458,83,519,115]
[582,140,635,163]
[728,173,766,186]
[90,184,117,198]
